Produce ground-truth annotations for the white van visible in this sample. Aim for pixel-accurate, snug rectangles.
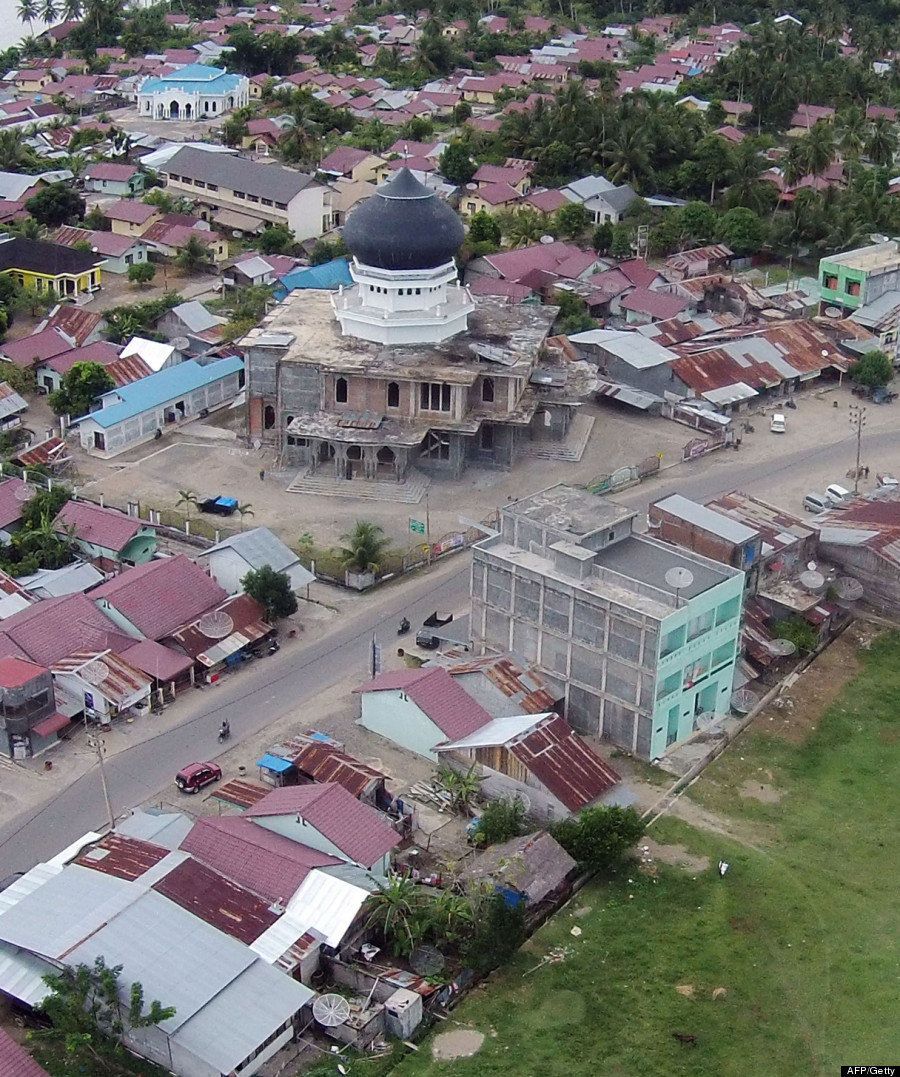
[825,483,852,507]
[770,413,786,433]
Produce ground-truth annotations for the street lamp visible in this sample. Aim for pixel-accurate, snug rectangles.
[848,403,867,495]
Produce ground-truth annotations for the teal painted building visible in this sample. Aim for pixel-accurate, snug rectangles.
[819,241,900,314]
[471,485,744,762]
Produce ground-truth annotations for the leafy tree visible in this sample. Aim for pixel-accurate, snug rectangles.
[718,206,767,254]
[849,348,893,388]
[453,101,472,123]
[771,615,818,654]
[693,133,735,203]
[127,261,156,287]
[554,290,594,335]
[175,235,211,272]
[220,114,249,147]
[0,362,34,396]
[258,224,295,255]
[439,141,476,185]
[551,805,645,872]
[241,564,299,620]
[609,222,633,259]
[462,891,525,973]
[437,765,482,815]
[310,237,348,265]
[83,205,109,231]
[49,361,115,418]
[468,209,501,247]
[592,221,613,253]
[25,183,85,227]
[679,200,718,244]
[339,520,390,574]
[500,208,547,248]
[555,201,590,240]
[472,796,527,847]
[36,956,175,1075]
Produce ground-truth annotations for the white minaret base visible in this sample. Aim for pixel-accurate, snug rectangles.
[331,258,475,345]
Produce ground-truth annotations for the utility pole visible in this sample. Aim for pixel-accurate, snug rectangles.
[849,402,867,495]
[86,730,115,832]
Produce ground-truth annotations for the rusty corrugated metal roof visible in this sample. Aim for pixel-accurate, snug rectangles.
[211,778,270,810]
[52,649,149,706]
[75,832,168,880]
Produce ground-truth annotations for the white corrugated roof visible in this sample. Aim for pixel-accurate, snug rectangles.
[439,712,548,750]
[282,867,371,949]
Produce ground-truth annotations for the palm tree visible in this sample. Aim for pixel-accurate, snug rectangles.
[437,766,481,815]
[500,208,546,248]
[836,106,866,159]
[0,129,37,173]
[38,0,57,25]
[339,520,390,574]
[236,503,254,531]
[176,489,198,521]
[866,116,897,168]
[61,0,82,18]
[16,0,36,35]
[366,874,424,956]
[603,125,653,189]
[802,121,836,178]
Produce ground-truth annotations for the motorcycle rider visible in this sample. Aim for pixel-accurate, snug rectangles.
[219,719,230,740]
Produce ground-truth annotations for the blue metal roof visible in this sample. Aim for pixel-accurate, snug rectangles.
[256,753,293,773]
[275,258,353,299]
[140,64,245,96]
[74,357,243,430]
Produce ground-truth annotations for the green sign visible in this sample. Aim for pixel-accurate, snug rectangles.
[409,519,426,535]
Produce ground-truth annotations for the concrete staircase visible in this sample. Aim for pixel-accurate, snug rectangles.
[286,467,431,504]
[522,412,596,462]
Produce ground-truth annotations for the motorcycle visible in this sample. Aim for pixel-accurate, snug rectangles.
[398,617,411,636]
[268,639,280,656]
[218,723,231,743]
[785,398,797,410]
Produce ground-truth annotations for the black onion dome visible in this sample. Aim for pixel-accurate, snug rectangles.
[343,168,465,271]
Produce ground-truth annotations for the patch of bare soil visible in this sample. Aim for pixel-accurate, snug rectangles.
[739,780,784,804]
[432,1029,485,1061]
[638,838,710,874]
[757,625,871,743]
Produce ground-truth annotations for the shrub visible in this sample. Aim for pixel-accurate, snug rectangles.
[551,805,645,872]
[472,796,526,847]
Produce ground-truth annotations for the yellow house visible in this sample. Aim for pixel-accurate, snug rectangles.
[0,235,102,299]
[105,202,162,238]
[461,186,521,217]
[14,69,53,92]
[318,147,386,184]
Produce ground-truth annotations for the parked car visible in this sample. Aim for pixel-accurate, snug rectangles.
[770,413,786,433]
[199,496,238,516]
[825,483,852,507]
[803,493,830,514]
[872,387,897,405]
[175,761,222,794]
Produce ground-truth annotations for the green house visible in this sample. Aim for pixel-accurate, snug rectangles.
[53,500,157,568]
[819,241,900,313]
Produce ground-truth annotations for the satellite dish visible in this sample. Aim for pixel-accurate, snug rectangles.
[799,570,825,592]
[767,638,797,657]
[313,994,351,1027]
[171,336,190,352]
[823,306,842,318]
[665,566,694,590]
[253,438,262,450]
[694,711,723,734]
[13,485,34,502]
[730,688,758,714]
[198,611,235,639]
[806,561,817,571]
[834,576,863,602]
[410,945,445,977]
[80,659,110,686]
[464,181,477,190]
[539,234,555,244]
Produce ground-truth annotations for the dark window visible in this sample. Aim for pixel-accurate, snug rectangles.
[387,381,400,408]
[480,425,494,450]
[335,377,348,403]
[482,377,495,403]
[263,404,276,429]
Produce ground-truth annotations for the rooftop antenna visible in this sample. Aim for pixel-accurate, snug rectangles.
[664,566,694,608]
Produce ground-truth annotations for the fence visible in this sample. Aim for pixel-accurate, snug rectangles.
[585,454,661,496]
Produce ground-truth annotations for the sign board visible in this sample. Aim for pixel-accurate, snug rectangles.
[409,518,426,535]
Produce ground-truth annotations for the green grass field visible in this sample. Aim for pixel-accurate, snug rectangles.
[368,631,900,1077]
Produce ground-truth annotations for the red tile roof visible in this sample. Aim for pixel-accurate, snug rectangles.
[620,287,692,320]
[85,162,138,181]
[508,714,620,810]
[74,832,168,880]
[153,857,279,945]
[357,665,492,740]
[0,654,47,688]
[180,815,340,904]
[246,782,399,866]
[103,200,159,224]
[115,639,193,681]
[42,340,122,376]
[288,740,387,799]
[93,555,226,640]
[0,477,31,530]
[318,145,372,174]
[0,594,127,667]
[617,258,660,288]
[0,328,72,369]
[0,1028,49,1077]
[54,499,144,553]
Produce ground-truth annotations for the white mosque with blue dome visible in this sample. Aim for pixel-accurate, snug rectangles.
[136,64,250,121]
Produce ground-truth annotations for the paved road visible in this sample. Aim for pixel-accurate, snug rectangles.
[0,426,889,874]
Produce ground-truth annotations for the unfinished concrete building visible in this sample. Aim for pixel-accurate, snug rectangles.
[470,485,745,760]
